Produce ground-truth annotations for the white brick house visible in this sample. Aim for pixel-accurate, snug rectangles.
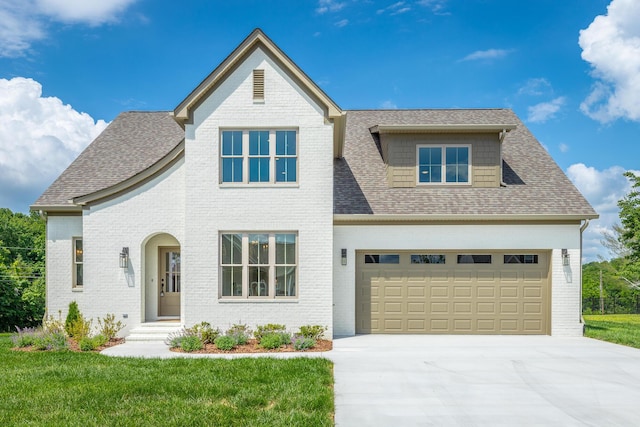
[33,29,597,339]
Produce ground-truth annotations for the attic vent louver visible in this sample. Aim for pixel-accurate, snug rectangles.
[253,69,264,101]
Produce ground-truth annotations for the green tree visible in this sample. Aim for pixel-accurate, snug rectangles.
[0,209,45,331]
[619,171,640,264]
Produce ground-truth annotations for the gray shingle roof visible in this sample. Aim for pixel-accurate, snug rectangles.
[32,112,184,208]
[334,109,597,217]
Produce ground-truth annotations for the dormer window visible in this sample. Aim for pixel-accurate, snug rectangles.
[417,145,471,184]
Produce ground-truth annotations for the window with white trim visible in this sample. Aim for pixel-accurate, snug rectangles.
[417,145,470,184]
[220,232,297,298]
[73,237,83,288]
[220,130,298,184]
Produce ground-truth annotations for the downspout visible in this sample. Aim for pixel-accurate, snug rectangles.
[579,219,591,331]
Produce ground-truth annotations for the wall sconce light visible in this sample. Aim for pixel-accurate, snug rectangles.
[562,249,570,266]
[119,247,129,269]
[341,248,347,266]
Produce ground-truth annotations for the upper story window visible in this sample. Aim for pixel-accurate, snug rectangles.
[417,145,470,184]
[73,237,83,288]
[220,130,298,184]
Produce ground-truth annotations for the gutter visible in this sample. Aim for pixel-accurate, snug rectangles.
[334,213,599,224]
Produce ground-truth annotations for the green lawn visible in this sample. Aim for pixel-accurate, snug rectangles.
[583,314,640,349]
[0,334,334,426]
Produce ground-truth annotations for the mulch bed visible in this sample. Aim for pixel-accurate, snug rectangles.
[170,339,333,354]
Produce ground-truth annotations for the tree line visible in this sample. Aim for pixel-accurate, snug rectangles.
[0,208,45,331]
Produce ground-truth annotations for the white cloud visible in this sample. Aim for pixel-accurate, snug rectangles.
[461,48,513,62]
[579,0,640,123]
[417,0,448,14]
[566,163,640,260]
[559,143,569,153]
[335,19,349,28]
[378,2,411,16]
[0,77,108,212]
[380,100,398,109]
[0,0,138,57]
[527,96,566,123]
[517,78,553,97]
[316,0,345,14]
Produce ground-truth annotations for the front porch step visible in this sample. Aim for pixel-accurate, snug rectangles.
[126,322,183,342]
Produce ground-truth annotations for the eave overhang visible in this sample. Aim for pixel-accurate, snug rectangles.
[370,123,518,134]
[334,213,599,225]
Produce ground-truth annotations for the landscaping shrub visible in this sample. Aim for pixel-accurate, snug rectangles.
[64,301,80,336]
[259,333,284,349]
[97,314,125,340]
[298,325,327,340]
[293,335,316,351]
[254,323,287,343]
[68,316,92,340]
[92,334,108,347]
[79,337,97,351]
[180,335,204,352]
[165,328,191,348]
[190,321,220,344]
[33,331,68,351]
[11,326,38,347]
[227,323,251,345]
[42,313,66,335]
[214,335,236,351]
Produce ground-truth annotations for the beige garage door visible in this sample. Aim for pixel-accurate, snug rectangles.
[356,251,550,334]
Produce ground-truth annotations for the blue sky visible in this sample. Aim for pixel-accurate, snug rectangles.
[0,0,638,261]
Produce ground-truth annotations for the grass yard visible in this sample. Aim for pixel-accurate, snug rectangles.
[0,334,334,426]
[583,314,640,349]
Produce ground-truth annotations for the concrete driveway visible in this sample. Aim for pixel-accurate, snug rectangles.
[328,335,640,427]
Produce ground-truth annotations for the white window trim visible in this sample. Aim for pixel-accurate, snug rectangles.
[415,144,472,185]
[72,237,83,289]
[219,232,298,300]
[219,129,299,186]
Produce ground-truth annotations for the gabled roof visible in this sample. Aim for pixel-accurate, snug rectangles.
[32,112,184,211]
[334,109,598,220]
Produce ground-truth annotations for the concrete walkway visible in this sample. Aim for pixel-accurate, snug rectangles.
[103,336,640,426]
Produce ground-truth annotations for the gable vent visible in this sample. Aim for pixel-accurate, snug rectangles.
[253,69,264,101]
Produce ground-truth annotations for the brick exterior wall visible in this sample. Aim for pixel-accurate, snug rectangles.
[333,224,584,336]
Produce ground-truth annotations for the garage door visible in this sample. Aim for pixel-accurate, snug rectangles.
[356,251,550,334]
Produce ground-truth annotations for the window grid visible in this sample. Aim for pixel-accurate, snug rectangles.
[416,144,471,185]
[73,237,83,288]
[221,130,298,184]
[220,232,297,299]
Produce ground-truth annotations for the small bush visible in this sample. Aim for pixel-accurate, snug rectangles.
[65,302,81,336]
[227,323,251,345]
[180,335,204,352]
[68,316,93,340]
[214,335,236,351]
[190,321,220,344]
[97,314,125,340]
[165,328,191,348]
[43,313,66,335]
[254,323,287,343]
[298,325,327,340]
[79,337,97,351]
[33,331,68,351]
[293,335,316,351]
[259,333,284,349]
[92,334,108,347]
[12,326,38,348]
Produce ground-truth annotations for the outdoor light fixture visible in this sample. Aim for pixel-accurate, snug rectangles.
[341,248,347,266]
[119,247,129,269]
[561,249,570,266]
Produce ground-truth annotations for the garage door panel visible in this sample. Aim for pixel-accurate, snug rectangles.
[356,251,549,335]
[454,286,472,298]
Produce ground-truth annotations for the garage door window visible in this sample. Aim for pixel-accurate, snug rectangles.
[457,254,492,264]
[365,254,400,264]
[411,254,446,264]
[504,254,539,264]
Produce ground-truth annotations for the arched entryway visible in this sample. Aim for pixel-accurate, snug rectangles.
[143,233,181,322]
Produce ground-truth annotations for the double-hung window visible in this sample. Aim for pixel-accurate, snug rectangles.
[220,130,298,184]
[73,237,83,288]
[220,232,297,299]
[417,145,470,184]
